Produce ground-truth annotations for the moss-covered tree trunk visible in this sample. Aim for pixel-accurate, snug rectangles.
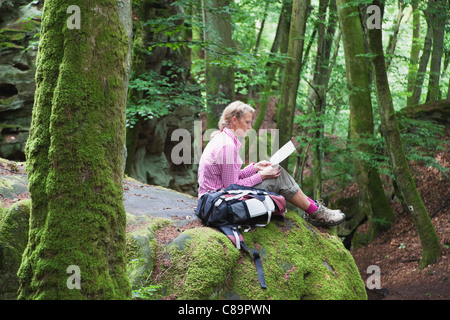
[366,1,441,269]
[406,3,421,108]
[253,0,292,133]
[411,8,433,107]
[203,0,235,129]
[309,0,337,200]
[426,0,447,102]
[277,0,310,169]
[18,0,132,299]
[337,0,395,244]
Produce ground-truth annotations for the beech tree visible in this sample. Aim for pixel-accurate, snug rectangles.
[277,0,310,169]
[308,0,337,199]
[366,1,441,269]
[426,0,447,102]
[337,0,395,245]
[203,0,235,129]
[18,0,132,299]
[406,2,421,108]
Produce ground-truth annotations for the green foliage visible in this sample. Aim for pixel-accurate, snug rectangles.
[126,60,203,128]
[397,116,449,176]
[132,285,162,300]
[126,0,450,192]
[128,257,162,300]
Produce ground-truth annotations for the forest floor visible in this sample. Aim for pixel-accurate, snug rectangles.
[335,127,450,300]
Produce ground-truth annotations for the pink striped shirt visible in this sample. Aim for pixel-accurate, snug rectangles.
[198,127,263,197]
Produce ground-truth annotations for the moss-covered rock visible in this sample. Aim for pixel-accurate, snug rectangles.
[0,199,31,299]
[225,213,367,300]
[0,167,367,300]
[0,1,42,161]
[162,227,241,299]
[127,209,367,300]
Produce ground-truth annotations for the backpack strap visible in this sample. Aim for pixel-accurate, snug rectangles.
[218,225,267,289]
[254,196,272,227]
[240,242,267,289]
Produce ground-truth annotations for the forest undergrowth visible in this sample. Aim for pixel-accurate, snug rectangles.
[347,128,450,300]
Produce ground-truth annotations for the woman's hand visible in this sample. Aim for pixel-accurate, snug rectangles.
[254,160,271,171]
[259,164,282,180]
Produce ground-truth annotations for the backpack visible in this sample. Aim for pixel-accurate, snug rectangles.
[195,184,287,228]
[195,184,287,289]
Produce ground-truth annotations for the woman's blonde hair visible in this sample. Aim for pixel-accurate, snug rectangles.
[218,101,255,130]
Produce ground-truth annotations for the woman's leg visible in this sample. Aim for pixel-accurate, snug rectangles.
[254,167,344,226]
[287,189,315,212]
[255,167,313,208]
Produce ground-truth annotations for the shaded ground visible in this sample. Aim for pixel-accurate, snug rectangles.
[348,129,450,300]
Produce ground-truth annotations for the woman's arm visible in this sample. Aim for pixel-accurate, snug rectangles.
[220,144,263,188]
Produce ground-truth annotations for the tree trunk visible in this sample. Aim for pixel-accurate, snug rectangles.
[447,77,450,101]
[411,11,433,106]
[277,0,294,93]
[385,1,406,71]
[203,0,235,129]
[18,0,132,299]
[277,0,310,169]
[253,0,292,133]
[366,1,441,269]
[337,0,395,244]
[309,0,337,200]
[190,0,204,81]
[426,0,446,102]
[406,3,421,108]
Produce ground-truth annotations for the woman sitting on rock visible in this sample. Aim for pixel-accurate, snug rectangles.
[197,101,345,227]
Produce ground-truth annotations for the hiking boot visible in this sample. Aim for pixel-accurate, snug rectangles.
[303,200,345,227]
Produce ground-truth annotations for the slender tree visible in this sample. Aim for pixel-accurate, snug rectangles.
[411,22,432,106]
[385,1,406,71]
[366,1,441,269]
[406,2,421,108]
[277,0,310,169]
[426,0,447,102]
[18,0,132,299]
[253,0,292,132]
[308,0,337,199]
[337,0,395,244]
[203,0,235,129]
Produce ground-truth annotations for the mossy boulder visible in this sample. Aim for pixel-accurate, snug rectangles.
[0,199,31,299]
[0,170,367,300]
[127,210,367,300]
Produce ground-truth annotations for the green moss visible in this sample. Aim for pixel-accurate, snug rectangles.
[0,28,26,42]
[17,0,132,300]
[0,200,31,300]
[160,227,241,300]
[145,212,366,300]
[126,217,173,290]
[227,212,366,300]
